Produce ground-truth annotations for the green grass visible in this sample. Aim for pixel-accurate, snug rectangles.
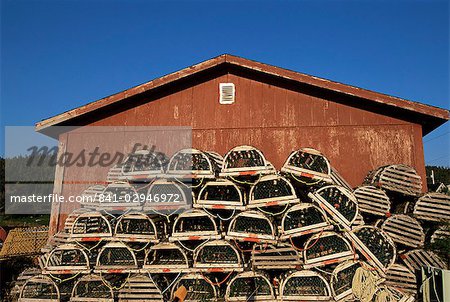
[0,214,50,228]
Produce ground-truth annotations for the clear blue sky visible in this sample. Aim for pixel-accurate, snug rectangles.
[1,0,449,166]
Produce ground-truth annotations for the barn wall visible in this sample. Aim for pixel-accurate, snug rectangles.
[52,73,426,231]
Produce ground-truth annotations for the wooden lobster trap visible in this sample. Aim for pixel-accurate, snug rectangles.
[344,226,396,274]
[169,209,221,242]
[225,271,275,302]
[70,274,114,302]
[385,264,417,295]
[171,273,217,302]
[354,185,391,217]
[308,185,358,231]
[400,249,447,272]
[280,270,332,301]
[80,185,106,209]
[166,148,223,181]
[118,274,164,302]
[303,231,355,269]
[106,164,123,183]
[18,275,60,302]
[97,181,140,212]
[251,243,302,270]
[193,240,243,273]
[9,268,41,302]
[120,149,165,180]
[247,175,300,211]
[280,203,332,240]
[143,242,190,273]
[95,242,139,273]
[330,260,364,301]
[281,148,333,186]
[220,145,275,180]
[364,164,422,197]
[381,214,425,248]
[195,179,246,211]
[43,244,91,275]
[143,179,193,214]
[114,212,159,243]
[226,210,277,245]
[413,192,450,222]
[352,213,365,227]
[431,225,450,243]
[69,211,113,242]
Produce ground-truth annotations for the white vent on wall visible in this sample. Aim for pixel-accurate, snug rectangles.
[219,83,235,104]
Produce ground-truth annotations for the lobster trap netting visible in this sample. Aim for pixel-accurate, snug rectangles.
[114,212,158,242]
[331,261,363,300]
[281,203,330,239]
[226,272,274,301]
[19,275,60,301]
[351,226,396,270]
[281,271,331,300]
[196,179,244,207]
[282,148,332,184]
[144,243,189,270]
[227,211,275,242]
[70,212,112,239]
[248,175,299,208]
[45,244,90,272]
[310,185,358,229]
[144,180,192,212]
[172,274,217,302]
[71,274,114,301]
[99,182,140,210]
[172,210,218,235]
[96,242,137,270]
[194,240,242,269]
[303,232,354,268]
[168,149,221,176]
[121,149,165,178]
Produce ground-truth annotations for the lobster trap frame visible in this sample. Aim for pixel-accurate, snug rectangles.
[344,226,396,274]
[220,145,275,177]
[247,175,300,209]
[95,242,139,273]
[43,244,91,275]
[281,148,333,184]
[120,149,165,180]
[385,264,417,296]
[401,249,447,272]
[166,148,222,180]
[143,242,190,273]
[143,179,192,213]
[118,274,163,302]
[308,185,358,231]
[193,240,243,272]
[70,274,114,302]
[226,210,277,244]
[280,203,332,240]
[69,211,113,242]
[80,185,106,209]
[303,231,355,269]
[330,260,364,301]
[280,270,332,301]
[414,192,450,222]
[225,271,275,302]
[172,273,218,302]
[365,164,422,196]
[97,181,140,212]
[381,214,425,248]
[18,275,60,302]
[251,243,303,270]
[114,212,159,243]
[195,179,246,210]
[354,185,391,217]
[169,209,221,242]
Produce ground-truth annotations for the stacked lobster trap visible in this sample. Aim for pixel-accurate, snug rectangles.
[10,145,450,302]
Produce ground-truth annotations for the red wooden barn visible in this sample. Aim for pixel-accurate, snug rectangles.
[35,54,449,233]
